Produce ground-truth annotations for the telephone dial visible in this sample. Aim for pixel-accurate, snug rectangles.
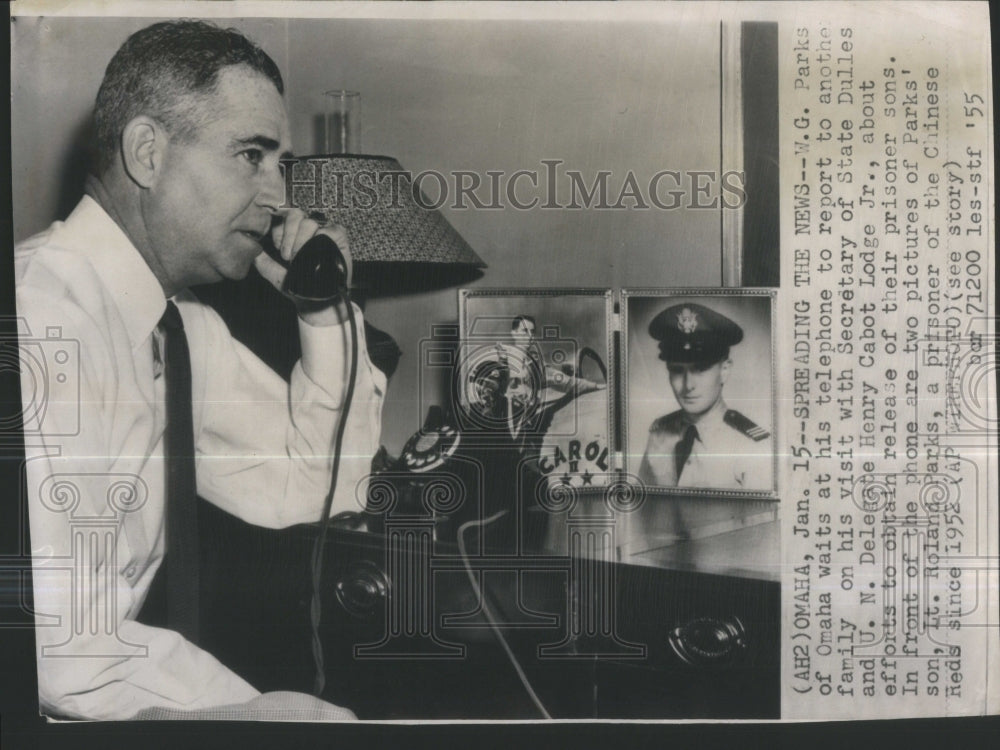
[398,417,462,474]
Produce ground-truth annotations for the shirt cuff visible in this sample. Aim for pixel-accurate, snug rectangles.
[296,304,364,399]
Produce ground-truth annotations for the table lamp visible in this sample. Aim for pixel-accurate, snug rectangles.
[282,154,486,295]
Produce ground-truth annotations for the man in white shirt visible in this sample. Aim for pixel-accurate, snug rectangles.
[15,20,385,720]
[638,303,771,492]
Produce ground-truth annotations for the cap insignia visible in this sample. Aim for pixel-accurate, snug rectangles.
[677,307,698,334]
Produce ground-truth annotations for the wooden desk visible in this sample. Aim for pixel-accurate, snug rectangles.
[198,499,780,719]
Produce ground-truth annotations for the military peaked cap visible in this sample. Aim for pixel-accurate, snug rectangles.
[648,302,743,363]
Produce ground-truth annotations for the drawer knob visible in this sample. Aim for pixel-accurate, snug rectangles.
[668,616,747,667]
[334,562,389,619]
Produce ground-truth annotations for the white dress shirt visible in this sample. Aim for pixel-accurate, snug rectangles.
[638,399,772,491]
[15,196,386,720]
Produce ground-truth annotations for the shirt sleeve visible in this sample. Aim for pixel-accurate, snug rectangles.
[184,294,387,528]
[18,290,261,720]
[637,427,679,488]
[637,442,657,487]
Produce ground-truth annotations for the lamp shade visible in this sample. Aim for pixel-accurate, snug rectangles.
[282,155,486,294]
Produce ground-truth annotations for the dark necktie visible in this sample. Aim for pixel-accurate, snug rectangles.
[675,424,698,482]
[159,301,200,644]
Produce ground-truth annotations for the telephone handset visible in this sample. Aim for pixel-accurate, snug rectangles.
[282,233,349,303]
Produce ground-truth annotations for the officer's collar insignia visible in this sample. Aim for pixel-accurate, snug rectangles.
[677,307,698,334]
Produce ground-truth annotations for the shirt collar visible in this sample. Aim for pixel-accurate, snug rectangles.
[53,195,167,350]
[685,397,728,439]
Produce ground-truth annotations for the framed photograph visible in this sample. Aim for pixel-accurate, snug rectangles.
[458,289,614,489]
[622,289,777,498]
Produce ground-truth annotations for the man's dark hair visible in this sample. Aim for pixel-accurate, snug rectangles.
[93,20,284,173]
[511,315,536,331]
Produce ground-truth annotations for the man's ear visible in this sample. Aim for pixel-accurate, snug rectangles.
[719,357,733,384]
[120,116,166,189]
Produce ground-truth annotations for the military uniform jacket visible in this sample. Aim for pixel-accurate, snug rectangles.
[637,400,772,491]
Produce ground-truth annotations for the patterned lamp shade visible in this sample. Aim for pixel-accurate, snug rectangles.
[282,155,486,294]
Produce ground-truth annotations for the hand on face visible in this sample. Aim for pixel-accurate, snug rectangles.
[253,209,354,326]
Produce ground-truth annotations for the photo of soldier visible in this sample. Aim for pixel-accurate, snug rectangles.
[626,293,774,494]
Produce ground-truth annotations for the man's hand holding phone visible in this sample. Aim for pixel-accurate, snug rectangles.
[254,208,354,327]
